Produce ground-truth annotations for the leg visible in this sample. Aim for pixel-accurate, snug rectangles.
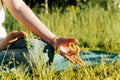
[1,38,119,71]
[9,38,55,64]
[0,38,55,72]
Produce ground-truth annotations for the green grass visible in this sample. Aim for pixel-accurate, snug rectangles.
[2,4,120,80]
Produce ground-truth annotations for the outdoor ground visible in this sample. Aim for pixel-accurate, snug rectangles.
[1,4,120,80]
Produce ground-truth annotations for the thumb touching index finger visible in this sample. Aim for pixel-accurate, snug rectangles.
[68,38,79,45]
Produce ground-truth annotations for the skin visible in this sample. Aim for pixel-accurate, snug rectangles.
[0,31,26,51]
[0,0,85,66]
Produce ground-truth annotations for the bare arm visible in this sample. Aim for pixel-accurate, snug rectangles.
[2,0,85,65]
[2,0,56,45]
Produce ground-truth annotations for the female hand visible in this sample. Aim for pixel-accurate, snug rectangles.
[0,31,26,51]
[7,31,26,44]
[51,37,85,66]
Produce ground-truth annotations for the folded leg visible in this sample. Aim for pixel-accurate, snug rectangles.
[0,38,55,72]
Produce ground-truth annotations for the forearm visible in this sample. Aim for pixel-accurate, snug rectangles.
[4,0,56,45]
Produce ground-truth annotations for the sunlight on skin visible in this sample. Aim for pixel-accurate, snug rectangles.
[60,43,85,66]
[54,37,86,66]
[0,31,26,51]
[8,31,26,43]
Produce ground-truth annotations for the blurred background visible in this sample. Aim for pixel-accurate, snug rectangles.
[4,0,120,53]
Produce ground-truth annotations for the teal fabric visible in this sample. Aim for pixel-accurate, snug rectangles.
[0,38,119,72]
[53,50,119,71]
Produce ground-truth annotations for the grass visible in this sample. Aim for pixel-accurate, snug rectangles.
[2,3,120,80]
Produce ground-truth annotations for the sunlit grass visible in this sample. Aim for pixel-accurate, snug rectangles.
[0,61,120,80]
[2,4,120,79]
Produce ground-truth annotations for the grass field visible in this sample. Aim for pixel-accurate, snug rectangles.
[1,4,120,80]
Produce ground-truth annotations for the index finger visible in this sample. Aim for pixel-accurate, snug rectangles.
[68,38,79,45]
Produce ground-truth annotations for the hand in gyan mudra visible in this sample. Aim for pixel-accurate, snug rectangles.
[7,31,26,44]
[0,31,26,51]
[52,37,85,66]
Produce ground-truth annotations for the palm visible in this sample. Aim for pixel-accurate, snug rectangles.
[56,38,85,66]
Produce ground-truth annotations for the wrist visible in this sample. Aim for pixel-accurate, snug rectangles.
[50,37,58,49]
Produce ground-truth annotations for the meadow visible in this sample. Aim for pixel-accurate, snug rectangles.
[1,4,120,80]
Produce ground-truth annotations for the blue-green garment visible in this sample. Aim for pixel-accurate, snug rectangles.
[0,38,119,72]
